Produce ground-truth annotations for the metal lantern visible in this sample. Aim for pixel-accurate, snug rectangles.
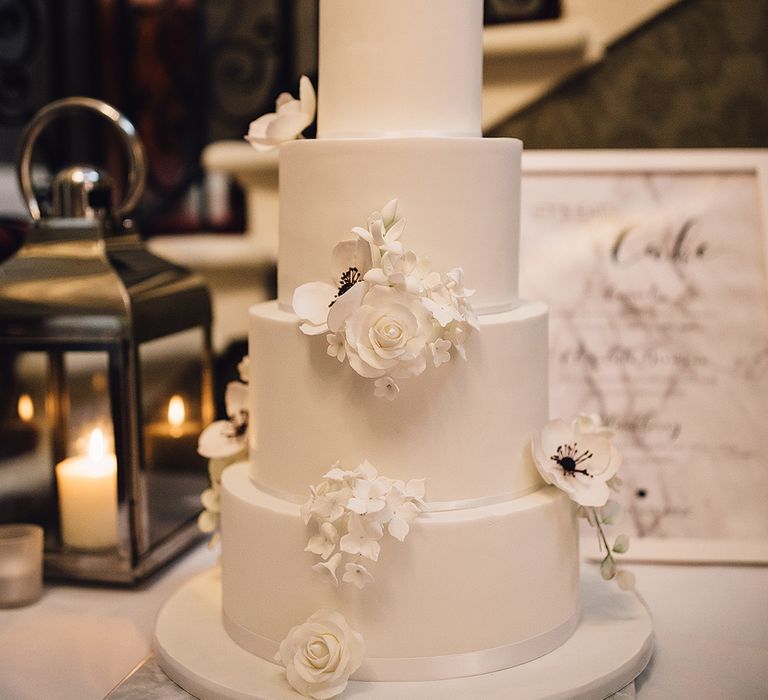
[0,97,214,583]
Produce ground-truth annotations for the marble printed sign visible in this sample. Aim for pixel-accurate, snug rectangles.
[520,161,768,542]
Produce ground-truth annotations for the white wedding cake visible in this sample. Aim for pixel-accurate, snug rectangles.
[218,0,584,694]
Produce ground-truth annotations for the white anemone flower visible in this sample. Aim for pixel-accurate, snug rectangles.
[532,416,620,507]
[245,75,316,151]
[197,381,249,459]
[292,238,372,335]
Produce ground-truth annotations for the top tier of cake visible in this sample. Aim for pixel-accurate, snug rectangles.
[317,0,483,138]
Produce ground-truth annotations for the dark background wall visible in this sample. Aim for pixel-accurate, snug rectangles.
[0,0,766,237]
[492,0,768,147]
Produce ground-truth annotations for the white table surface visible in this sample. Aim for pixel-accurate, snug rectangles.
[1,543,766,700]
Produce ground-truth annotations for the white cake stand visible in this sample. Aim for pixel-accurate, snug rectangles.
[154,567,653,700]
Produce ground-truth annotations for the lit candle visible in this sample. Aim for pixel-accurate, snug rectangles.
[145,395,201,470]
[17,394,34,423]
[56,428,118,549]
[168,394,186,438]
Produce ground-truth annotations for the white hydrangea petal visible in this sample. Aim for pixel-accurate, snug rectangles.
[421,296,459,327]
[355,460,378,482]
[388,516,410,542]
[373,376,399,400]
[342,562,374,589]
[312,552,342,586]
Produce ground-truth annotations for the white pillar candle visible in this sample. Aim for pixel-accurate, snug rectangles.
[56,428,118,550]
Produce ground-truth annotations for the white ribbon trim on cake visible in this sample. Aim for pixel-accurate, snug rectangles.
[251,477,541,513]
[222,609,580,682]
[277,299,520,317]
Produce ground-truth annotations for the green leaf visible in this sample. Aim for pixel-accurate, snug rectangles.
[612,533,630,554]
[600,555,616,580]
[600,499,623,525]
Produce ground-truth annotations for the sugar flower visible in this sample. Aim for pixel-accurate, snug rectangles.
[339,514,383,561]
[305,522,339,561]
[342,562,375,590]
[197,380,249,459]
[531,414,620,507]
[245,75,316,151]
[275,609,364,699]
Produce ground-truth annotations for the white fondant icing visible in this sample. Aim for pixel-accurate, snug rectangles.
[221,462,581,680]
[317,0,483,138]
[247,300,548,503]
[277,137,522,313]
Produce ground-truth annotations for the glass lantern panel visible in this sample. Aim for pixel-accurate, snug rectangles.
[0,350,52,528]
[63,351,115,458]
[139,328,208,548]
[58,351,121,552]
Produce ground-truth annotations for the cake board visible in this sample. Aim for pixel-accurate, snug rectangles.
[154,567,653,700]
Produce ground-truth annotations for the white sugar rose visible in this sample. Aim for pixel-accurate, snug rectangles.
[531,416,620,507]
[276,609,364,699]
[345,285,436,380]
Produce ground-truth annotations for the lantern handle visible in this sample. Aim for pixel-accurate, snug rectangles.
[17,96,147,222]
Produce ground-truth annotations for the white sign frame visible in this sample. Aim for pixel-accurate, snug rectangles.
[520,150,768,564]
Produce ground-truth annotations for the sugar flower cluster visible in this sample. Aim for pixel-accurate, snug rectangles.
[196,357,250,542]
[293,199,478,399]
[302,460,425,589]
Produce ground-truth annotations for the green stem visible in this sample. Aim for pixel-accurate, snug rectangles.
[592,506,615,566]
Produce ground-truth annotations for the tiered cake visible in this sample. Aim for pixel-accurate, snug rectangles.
[219,0,580,686]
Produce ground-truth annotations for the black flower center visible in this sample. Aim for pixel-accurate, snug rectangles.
[330,267,361,307]
[551,443,593,478]
[225,409,248,438]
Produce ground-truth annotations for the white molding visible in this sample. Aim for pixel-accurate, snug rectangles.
[482,0,684,131]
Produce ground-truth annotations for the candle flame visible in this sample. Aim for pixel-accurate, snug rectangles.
[88,428,107,461]
[168,395,186,437]
[17,394,34,422]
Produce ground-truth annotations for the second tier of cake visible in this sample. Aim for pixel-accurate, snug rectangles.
[247,299,548,504]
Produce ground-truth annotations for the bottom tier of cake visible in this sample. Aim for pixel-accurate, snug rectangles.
[220,462,580,682]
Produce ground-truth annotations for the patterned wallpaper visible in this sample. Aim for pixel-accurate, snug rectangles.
[492,0,768,148]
